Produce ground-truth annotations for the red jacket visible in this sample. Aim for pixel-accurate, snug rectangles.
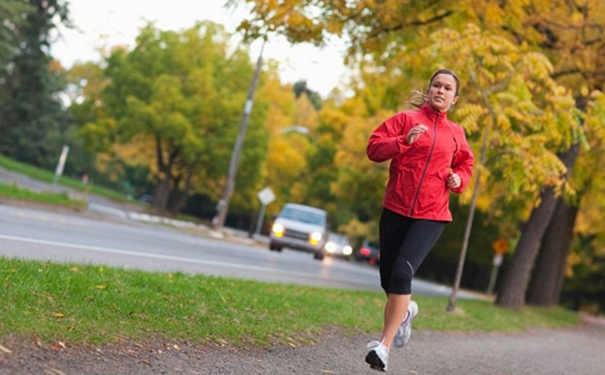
[367,103,475,222]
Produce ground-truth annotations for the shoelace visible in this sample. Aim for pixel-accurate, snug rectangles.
[367,340,382,349]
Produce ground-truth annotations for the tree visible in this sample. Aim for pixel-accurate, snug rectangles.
[66,61,130,189]
[293,80,322,110]
[0,0,72,168]
[0,0,31,68]
[332,97,391,223]
[80,22,269,213]
[490,0,605,309]
[526,198,579,306]
[253,68,300,215]
[527,91,605,307]
[257,80,321,215]
[227,0,453,54]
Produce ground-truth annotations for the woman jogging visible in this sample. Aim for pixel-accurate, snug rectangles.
[364,69,475,372]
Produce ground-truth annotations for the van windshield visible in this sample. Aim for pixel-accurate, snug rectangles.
[281,207,326,226]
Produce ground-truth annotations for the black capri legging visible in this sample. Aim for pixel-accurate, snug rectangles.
[379,208,445,295]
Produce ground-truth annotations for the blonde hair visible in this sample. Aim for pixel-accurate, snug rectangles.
[406,90,428,109]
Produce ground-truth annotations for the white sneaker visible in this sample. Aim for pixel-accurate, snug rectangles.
[393,300,419,348]
[365,340,388,371]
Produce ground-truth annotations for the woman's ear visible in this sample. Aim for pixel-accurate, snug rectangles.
[451,96,459,107]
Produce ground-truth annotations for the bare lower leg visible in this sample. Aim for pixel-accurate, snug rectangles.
[381,293,411,350]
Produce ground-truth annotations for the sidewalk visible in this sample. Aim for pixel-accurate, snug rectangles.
[2,322,604,375]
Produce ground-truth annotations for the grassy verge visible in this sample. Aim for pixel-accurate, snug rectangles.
[0,154,127,202]
[0,183,86,210]
[0,155,204,224]
[0,257,579,347]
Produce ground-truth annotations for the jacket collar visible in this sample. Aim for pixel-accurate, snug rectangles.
[420,102,448,123]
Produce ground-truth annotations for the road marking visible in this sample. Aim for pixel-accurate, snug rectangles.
[0,233,318,278]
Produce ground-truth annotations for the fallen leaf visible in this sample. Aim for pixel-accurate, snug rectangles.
[321,370,335,374]
[113,335,127,343]
[44,368,67,375]
[140,359,152,366]
[0,344,12,353]
[51,341,66,351]
[52,312,65,318]
[173,344,180,350]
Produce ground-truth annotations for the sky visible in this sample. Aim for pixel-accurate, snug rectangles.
[52,0,349,97]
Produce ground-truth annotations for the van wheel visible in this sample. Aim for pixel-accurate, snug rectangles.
[269,242,283,252]
[314,251,325,260]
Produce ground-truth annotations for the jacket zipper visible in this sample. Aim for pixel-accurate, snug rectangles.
[409,115,438,217]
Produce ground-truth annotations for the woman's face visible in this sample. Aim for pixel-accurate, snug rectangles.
[427,73,458,112]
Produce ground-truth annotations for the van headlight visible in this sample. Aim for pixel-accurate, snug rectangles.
[309,231,322,245]
[272,223,284,237]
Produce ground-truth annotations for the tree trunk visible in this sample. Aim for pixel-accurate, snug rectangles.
[495,187,559,309]
[154,176,171,211]
[169,170,193,213]
[495,143,580,309]
[526,199,579,306]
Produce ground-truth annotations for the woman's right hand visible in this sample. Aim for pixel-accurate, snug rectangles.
[405,124,429,144]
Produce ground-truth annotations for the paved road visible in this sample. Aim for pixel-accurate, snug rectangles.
[0,202,485,299]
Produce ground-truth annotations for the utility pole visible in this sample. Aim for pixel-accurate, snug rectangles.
[213,40,265,232]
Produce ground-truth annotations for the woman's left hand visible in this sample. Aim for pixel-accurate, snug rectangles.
[447,172,461,189]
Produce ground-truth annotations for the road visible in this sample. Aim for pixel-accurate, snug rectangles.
[0,202,481,298]
[0,165,484,298]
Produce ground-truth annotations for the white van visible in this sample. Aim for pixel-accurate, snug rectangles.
[269,203,329,260]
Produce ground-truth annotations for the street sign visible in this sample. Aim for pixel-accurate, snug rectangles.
[257,187,275,206]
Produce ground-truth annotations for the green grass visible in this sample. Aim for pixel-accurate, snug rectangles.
[0,154,127,202]
[0,257,579,347]
[0,156,205,225]
[0,183,87,210]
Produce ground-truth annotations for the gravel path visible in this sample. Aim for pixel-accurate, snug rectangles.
[1,321,604,375]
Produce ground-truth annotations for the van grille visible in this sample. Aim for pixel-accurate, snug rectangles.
[285,229,309,241]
